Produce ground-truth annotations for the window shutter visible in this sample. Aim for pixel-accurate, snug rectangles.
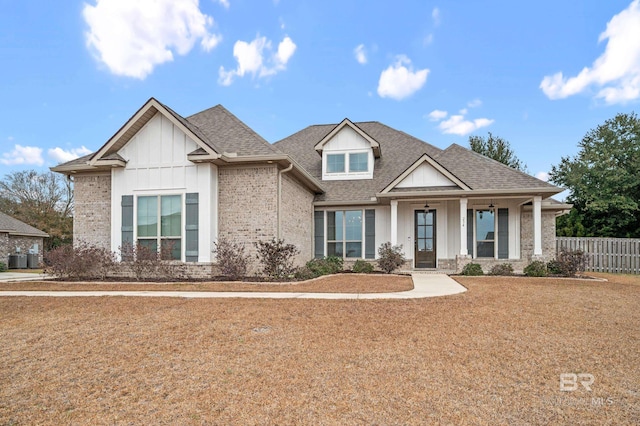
[121,195,134,251]
[365,209,376,259]
[185,193,199,262]
[314,211,324,258]
[498,208,509,259]
[467,209,474,257]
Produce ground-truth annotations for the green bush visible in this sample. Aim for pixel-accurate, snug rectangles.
[546,259,563,275]
[352,259,374,273]
[524,260,547,277]
[461,263,484,276]
[294,266,316,281]
[489,263,513,276]
[377,242,406,274]
[0,261,6,272]
[305,256,344,277]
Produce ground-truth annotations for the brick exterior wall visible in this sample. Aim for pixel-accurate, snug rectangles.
[74,174,111,250]
[280,173,314,266]
[0,233,8,267]
[218,165,279,272]
[520,210,557,262]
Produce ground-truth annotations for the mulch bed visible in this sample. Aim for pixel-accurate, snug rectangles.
[0,274,413,293]
[0,274,638,424]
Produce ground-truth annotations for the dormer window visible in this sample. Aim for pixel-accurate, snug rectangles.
[323,150,373,180]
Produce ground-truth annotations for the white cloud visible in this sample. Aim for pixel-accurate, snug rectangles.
[428,106,494,136]
[467,99,482,108]
[377,55,429,100]
[423,34,434,46]
[540,0,640,104]
[48,146,93,164]
[217,0,230,9]
[432,7,441,26]
[0,145,44,166]
[83,0,222,79]
[218,35,296,85]
[354,44,367,64]
[535,171,550,182]
[428,110,448,121]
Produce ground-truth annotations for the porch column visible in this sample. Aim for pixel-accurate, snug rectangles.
[533,196,542,256]
[459,198,468,255]
[390,200,398,245]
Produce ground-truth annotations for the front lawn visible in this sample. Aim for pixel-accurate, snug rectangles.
[0,274,638,424]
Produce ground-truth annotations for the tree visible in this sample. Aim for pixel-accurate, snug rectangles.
[468,132,527,171]
[549,112,640,238]
[0,170,73,249]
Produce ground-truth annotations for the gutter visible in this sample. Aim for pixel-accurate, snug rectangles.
[375,187,561,198]
[277,163,294,239]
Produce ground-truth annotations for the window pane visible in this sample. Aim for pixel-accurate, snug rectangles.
[161,195,181,237]
[345,242,362,258]
[137,196,157,237]
[349,152,368,172]
[345,210,362,240]
[327,242,343,257]
[138,239,157,255]
[327,211,343,241]
[161,239,181,260]
[476,209,495,258]
[327,154,345,173]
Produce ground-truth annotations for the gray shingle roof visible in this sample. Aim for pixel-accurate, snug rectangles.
[186,105,280,157]
[0,212,48,237]
[274,121,560,202]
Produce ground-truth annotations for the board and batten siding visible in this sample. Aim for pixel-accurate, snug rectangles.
[396,163,457,188]
[110,112,218,262]
[321,126,374,180]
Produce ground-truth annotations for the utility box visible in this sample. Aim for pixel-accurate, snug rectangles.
[27,253,39,269]
[8,254,27,269]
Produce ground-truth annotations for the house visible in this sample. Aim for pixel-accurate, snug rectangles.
[0,211,48,267]
[52,98,570,274]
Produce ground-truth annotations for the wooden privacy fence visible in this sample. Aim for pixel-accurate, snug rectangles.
[556,237,640,274]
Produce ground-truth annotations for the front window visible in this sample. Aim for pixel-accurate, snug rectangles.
[327,210,363,258]
[137,195,182,260]
[476,209,495,257]
[326,154,345,173]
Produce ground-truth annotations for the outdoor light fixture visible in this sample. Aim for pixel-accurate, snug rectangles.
[424,201,430,213]
[489,200,495,213]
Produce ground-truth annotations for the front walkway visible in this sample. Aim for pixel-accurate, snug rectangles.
[0,272,51,282]
[0,273,467,299]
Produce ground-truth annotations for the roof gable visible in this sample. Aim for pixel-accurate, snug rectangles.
[314,119,381,158]
[90,98,219,166]
[381,154,470,193]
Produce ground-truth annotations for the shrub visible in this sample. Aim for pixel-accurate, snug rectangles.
[118,243,187,281]
[305,256,343,277]
[461,263,484,276]
[293,266,316,281]
[255,238,299,280]
[377,242,406,274]
[524,260,547,277]
[213,238,250,280]
[553,249,588,277]
[546,259,563,275]
[44,242,116,280]
[489,263,513,276]
[352,259,374,273]
[0,261,6,272]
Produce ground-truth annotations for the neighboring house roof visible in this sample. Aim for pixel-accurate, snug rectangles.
[0,212,49,238]
[274,121,561,203]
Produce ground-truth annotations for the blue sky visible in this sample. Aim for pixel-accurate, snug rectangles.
[1,0,639,185]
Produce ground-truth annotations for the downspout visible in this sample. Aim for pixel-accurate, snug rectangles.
[277,163,294,239]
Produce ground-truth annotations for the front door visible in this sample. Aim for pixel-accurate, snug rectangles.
[415,210,436,268]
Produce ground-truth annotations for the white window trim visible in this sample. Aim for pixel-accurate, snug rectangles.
[323,209,367,259]
[322,149,373,181]
[134,193,185,261]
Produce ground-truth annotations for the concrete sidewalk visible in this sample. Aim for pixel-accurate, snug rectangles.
[0,273,467,299]
[0,272,52,282]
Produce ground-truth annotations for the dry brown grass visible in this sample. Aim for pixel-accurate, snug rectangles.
[1,273,638,425]
[0,274,412,293]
